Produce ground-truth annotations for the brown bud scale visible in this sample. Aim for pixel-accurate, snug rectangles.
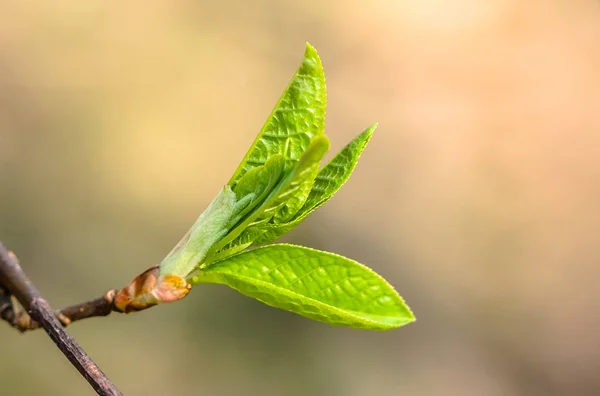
[113,266,191,313]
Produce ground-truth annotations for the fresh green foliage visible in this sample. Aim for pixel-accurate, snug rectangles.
[159,43,415,330]
[192,244,414,331]
[159,186,238,278]
[204,135,330,262]
[227,44,326,188]
[254,124,376,245]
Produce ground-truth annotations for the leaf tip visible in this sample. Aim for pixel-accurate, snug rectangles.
[394,302,417,329]
[302,42,324,75]
[363,123,378,139]
[305,42,317,56]
[313,134,331,152]
[348,124,376,155]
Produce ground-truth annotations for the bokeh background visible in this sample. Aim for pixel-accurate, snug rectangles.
[1,1,600,395]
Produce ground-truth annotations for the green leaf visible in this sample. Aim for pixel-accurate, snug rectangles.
[230,154,286,224]
[228,43,326,188]
[302,124,375,215]
[159,186,239,278]
[158,155,285,278]
[191,244,414,331]
[205,136,330,264]
[268,134,331,224]
[253,124,376,245]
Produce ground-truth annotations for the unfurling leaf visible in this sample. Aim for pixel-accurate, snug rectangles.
[158,186,239,278]
[191,244,415,331]
[228,43,326,188]
[204,135,330,264]
[115,42,415,331]
[253,124,376,245]
[302,124,376,215]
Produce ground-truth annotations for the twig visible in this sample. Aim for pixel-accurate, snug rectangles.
[0,242,122,396]
[0,287,119,331]
[56,291,117,327]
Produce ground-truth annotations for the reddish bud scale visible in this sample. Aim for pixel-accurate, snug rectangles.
[113,266,191,313]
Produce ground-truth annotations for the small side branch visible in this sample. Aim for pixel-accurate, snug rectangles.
[0,242,122,396]
[0,286,119,331]
[57,291,117,327]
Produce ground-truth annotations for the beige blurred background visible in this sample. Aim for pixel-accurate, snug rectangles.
[1,0,600,395]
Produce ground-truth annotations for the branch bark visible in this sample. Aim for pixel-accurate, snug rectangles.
[0,241,122,396]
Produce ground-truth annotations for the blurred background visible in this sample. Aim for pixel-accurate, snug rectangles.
[1,1,599,395]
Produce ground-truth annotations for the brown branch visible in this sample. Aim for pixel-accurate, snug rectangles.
[1,287,119,331]
[0,242,122,396]
[56,291,117,327]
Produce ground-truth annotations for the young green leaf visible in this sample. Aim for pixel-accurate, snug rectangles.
[159,44,328,278]
[230,154,286,224]
[269,134,331,224]
[159,186,240,278]
[191,244,414,331]
[205,136,330,264]
[302,124,376,215]
[253,124,376,245]
[116,43,415,329]
[228,43,326,188]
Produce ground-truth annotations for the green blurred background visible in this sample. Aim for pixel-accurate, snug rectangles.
[1,1,600,395]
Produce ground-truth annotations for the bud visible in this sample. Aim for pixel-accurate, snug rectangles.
[113,266,191,313]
